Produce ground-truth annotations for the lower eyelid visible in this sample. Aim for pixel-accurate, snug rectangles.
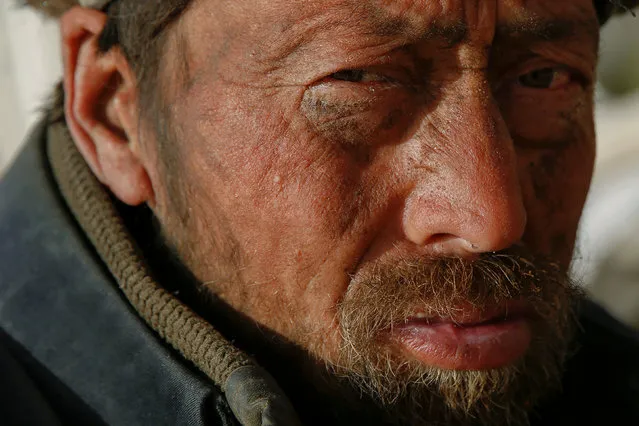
[306,82,403,107]
[302,91,375,121]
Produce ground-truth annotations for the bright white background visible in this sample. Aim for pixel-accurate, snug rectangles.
[1,1,62,170]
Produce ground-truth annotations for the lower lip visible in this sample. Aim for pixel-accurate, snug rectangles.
[392,318,531,370]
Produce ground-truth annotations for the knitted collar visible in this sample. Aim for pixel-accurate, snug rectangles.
[46,118,301,426]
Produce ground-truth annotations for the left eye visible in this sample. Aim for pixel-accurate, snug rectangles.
[518,67,572,90]
[330,69,388,83]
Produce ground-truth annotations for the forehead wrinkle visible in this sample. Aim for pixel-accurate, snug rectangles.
[250,7,383,65]
[253,1,471,65]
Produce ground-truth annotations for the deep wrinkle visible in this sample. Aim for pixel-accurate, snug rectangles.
[132,1,601,424]
[295,10,597,155]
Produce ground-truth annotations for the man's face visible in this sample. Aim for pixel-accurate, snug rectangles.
[149,0,598,423]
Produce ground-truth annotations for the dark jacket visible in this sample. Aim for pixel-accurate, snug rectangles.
[1,118,638,425]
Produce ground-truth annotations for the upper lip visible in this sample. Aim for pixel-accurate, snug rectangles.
[405,300,532,327]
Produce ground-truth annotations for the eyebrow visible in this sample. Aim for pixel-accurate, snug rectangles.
[494,17,598,47]
[367,15,598,50]
[365,15,468,46]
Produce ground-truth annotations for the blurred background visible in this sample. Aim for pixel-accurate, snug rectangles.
[1,4,638,327]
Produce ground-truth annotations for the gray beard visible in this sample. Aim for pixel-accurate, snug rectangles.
[154,201,579,425]
[324,249,581,426]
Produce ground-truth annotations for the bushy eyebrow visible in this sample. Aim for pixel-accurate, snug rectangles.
[366,14,467,46]
[367,15,598,51]
[494,17,599,49]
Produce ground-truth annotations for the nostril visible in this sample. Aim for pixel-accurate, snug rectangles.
[428,233,458,246]
[427,234,482,250]
[423,234,481,258]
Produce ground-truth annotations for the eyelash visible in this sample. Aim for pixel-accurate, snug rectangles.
[516,67,575,90]
[329,69,390,84]
[328,66,579,91]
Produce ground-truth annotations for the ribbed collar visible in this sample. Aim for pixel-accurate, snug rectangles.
[46,119,301,426]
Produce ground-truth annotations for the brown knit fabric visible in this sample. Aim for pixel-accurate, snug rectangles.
[46,119,254,389]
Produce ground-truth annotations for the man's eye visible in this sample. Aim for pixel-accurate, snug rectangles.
[330,69,387,83]
[518,67,571,90]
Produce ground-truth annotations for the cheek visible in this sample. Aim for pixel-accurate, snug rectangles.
[517,135,595,263]
[501,85,595,261]
[172,81,375,276]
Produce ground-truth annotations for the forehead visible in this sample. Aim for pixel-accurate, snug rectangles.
[176,0,599,86]
[227,0,598,35]
[205,0,599,60]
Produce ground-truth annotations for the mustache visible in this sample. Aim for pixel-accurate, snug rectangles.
[339,245,578,345]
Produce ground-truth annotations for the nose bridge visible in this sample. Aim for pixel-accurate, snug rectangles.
[402,72,527,254]
[448,78,516,203]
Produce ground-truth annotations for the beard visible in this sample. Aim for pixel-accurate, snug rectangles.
[326,246,581,426]
[152,179,580,425]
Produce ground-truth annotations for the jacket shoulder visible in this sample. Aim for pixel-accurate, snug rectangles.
[0,120,238,426]
[533,300,639,425]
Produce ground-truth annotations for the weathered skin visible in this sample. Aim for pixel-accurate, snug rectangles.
[61,0,599,392]
[145,0,599,362]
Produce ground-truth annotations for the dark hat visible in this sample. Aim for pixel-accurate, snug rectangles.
[596,0,638,24]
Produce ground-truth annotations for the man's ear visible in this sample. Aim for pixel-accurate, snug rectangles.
[60,7,154,207]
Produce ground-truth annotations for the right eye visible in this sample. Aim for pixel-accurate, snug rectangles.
[329,69,388,83]
[517,67,573,90]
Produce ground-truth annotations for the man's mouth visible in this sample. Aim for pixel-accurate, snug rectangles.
[390,301,533,371]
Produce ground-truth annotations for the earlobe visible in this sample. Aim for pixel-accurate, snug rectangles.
[60,7,155,207]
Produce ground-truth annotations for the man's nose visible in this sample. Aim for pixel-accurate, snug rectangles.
[401,78,527,256]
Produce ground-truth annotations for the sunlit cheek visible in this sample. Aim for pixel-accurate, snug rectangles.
[293,88,419,242]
